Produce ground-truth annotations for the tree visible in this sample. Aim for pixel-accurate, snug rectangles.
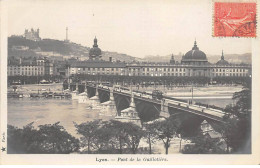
[38,122,79,153]
[8,122,79,154]
[75,120,144,154]
[216,113,251,153]
[101,120,128,154]
[90,121,119,153]
[20,122,42,153]
[182,132,225,154]
[7,124,32,153]
[74,120,102,154]
[216,115,240,153]
[151,116,181,154]
[143,123,158,154]
[216,80,252,153]
[123,122,144,154]
[232,81,251,119]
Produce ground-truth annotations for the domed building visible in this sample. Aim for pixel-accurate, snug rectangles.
[67,38,251,78]
[89,37,102,60]
[216,50,229,65]
[181,40,208,65]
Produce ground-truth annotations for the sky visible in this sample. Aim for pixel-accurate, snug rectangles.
[7,0,252,58]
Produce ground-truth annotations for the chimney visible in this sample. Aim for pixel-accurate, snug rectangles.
[109,57,112,62]
[19,57,22,65]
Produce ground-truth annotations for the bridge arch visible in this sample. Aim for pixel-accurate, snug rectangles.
[114,93,130,116]
[98,90,110,103]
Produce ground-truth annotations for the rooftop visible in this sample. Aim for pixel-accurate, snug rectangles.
[70,60,126,68]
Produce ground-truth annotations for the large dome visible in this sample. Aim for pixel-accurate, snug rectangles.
[89,37,102,59]
[182,41,208,63]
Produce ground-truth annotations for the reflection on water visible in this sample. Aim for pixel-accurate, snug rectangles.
[8,96,233,136]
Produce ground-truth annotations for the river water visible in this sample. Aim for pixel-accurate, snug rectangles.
[8,98,115,137]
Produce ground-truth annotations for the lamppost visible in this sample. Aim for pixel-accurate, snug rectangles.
[191,83,194,104]
[189,81,194,105]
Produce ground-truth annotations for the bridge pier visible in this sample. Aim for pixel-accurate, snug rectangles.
[68,82,70,91]
[159,98,170,118]
[78,91,89,104]
[85,82,87,92]
[71,83,79,100]
[89,84,101,109]
[100,87,117,116]
[115,88,141,127]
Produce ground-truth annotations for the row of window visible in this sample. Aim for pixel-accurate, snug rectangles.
[8,72,44,75]
[8,70,44,73]
[75,68,124,71]
[9,65,44,68]
[9,68,44,71]
[8,67,44,70]
[73,67,248,73]
[71,69,250,76]
[130,73,187,76]
[130,68,187,72]
[213,73,248,77]
[212,71,247,74]
[212,69,246,72]
[78,72,123,75]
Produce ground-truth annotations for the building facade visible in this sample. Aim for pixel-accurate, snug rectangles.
[7,57,53,76]
[69,38,251,78]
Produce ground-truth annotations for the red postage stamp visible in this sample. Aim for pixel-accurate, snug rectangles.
[213,2,256,37]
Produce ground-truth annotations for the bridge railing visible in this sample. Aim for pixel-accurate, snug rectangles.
[87,83,225,118]
[167,98,225,117]
[168,102,224,122]
[163,95,187,103]
[195,102,225,111]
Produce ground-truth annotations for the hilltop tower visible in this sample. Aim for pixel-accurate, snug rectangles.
[65,27,70,42]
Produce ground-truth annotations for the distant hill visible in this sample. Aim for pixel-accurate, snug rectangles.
[207,53,252,64]
[8,36,251,64]
[8,36,136,62]
[142,53,252,64]
[142,54,183,63]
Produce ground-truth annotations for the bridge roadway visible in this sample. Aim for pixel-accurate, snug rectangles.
[86,84,225,123]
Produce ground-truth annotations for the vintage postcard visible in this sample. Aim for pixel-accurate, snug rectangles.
[0,0,260,165]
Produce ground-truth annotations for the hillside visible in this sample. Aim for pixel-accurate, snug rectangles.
[8,36,251,64]
[8,36,136,62]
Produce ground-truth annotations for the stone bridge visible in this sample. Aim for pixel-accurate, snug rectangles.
[64,83,225,136]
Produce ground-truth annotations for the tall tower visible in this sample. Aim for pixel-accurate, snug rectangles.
[65,27,69,42]
[66,27,68,41]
